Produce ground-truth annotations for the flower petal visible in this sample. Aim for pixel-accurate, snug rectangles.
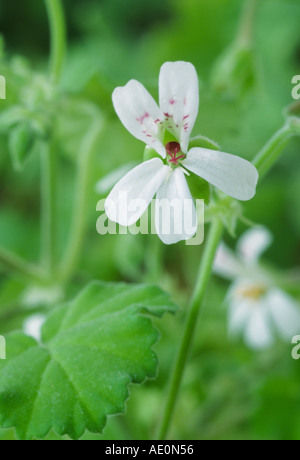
[155,168,197,244]
[213,242,246,280]
[112,80,165,157]
[159,61,199,153]
[183,147,258,201]
[23,314,46,342]
[105,158,169,226]
[244,305,274,349]
[237,226,273,263]
[228,297,252,336]
[266,289,300,341]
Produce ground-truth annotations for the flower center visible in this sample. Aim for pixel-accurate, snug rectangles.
[238,284,267,301]
[165,141,186,166]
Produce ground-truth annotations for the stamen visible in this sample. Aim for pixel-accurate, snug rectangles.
[238,284,267,300]
[165,141,186,166]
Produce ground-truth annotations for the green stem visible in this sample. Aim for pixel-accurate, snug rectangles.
[0,247,46,283]
[237,0,259,46]
[40,142,58,279]
[44,0,66,84]
[59,122,103,282]
[157,116,300,439]
[39,0,66,279]
[253,123,293,177]
[157,219,224,440]
[145,237,164,283]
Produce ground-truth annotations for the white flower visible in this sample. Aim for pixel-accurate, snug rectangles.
[105,61,258,244]
[21,285,63,308]
[214,227,300,349]
[23,314,46,342]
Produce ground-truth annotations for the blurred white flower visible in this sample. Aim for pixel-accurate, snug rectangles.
[214,227,300,349]
[21,285,63,308]
[23,314,46,342]
[105,61,258,244]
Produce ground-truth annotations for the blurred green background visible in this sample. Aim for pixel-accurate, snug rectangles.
[0,0,300,440]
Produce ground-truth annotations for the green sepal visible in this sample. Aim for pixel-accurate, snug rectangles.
[185,135,218,205]
[188,135,220,151]
[143,145,162,162]
[186,172,211,205]
[205,192,243,237]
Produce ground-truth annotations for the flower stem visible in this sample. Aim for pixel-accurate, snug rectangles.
[253,123,294,177]
[0,247,46,284]
[237,0,259,46]
[157,117,299,439]
[157,219,224,440]
[44,0,66,84]
[39,0,66,280]
[59,121,103,282]
[40,142,58,279]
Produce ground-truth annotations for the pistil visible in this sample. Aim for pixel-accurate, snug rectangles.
[165,141,186,166]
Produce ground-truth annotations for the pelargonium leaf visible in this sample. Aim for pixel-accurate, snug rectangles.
[0,281,177,440]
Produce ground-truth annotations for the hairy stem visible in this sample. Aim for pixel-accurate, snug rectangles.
[156,114,300,440]
[39,0,66,279]
[157,219,224,440]
[44,0,66,84]
[40,142,58,279]
[59,121,103,282]
[0,247,46,283]
[237,0,259,46]
[253,122,295,177]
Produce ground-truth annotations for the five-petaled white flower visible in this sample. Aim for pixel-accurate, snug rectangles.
[213,227,300,349]
[105,61,258,244]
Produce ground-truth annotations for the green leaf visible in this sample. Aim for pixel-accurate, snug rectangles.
[0,281,177,440]
[8,122,36,171]
[0,106,28,131]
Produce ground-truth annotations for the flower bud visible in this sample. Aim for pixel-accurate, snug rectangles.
[287,116,300,136]
[211,43,256,100]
